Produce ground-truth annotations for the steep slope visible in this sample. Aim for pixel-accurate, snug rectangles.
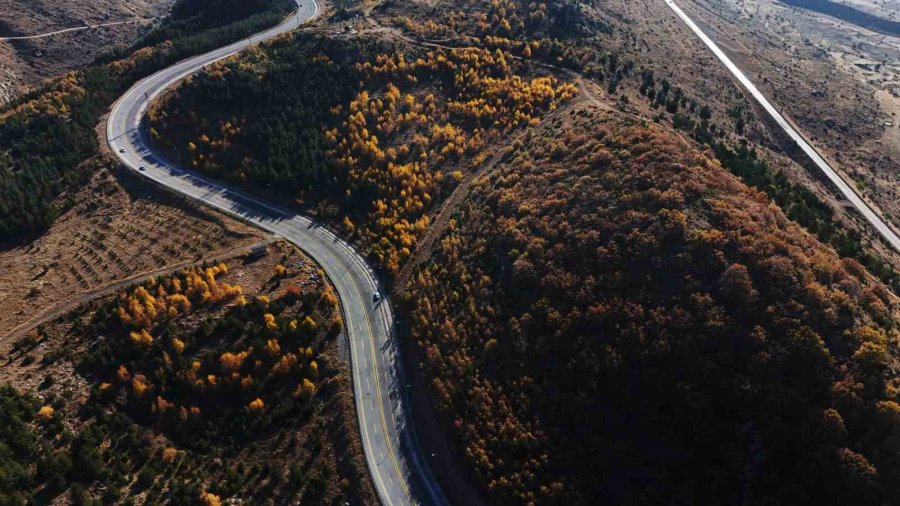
[0,0,294,242]
[0,0,174,104]
[0,0,163,35]
[0,243,376,504]
[404,103,900,505]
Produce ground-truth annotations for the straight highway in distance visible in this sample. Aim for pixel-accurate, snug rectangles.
[664,0,900,253]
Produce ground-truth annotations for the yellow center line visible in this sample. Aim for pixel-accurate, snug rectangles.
[353,327,394,506]
[352,277,415,503]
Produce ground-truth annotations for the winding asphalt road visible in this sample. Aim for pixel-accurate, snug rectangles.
[664,0,900,253]
[106,2,447,505]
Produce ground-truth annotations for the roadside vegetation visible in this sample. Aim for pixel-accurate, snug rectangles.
[1,244,375,504]
[143,4,900,501]
[149,0,899,294]
[3,0,900,504]
[0,0,294,241]
[380,0,900,292]
[148,33,574,274]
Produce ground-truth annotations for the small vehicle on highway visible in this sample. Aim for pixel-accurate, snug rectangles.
[119,148,125,153]
[138,166,145,171]
[373,292,381,303]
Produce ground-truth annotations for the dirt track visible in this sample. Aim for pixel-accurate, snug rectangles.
[2,237,274,343]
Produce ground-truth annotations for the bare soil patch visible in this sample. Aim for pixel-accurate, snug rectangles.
[0,164,265,338]
[0,0,175,103]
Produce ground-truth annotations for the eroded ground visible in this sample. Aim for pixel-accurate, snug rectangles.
[674,0,900,231]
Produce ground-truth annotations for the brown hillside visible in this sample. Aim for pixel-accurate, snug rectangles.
[404,103,900,505]
[0,0,174,103]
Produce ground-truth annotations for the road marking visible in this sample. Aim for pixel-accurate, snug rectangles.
[104,0,440,503]
[353,277,414,501]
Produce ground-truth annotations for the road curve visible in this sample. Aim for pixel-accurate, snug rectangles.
[106,2,447,505]
[664,0,900,253]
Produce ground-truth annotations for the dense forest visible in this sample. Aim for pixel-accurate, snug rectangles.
[1,246,374,504]
[3,0,899,504]
[0,0,294,242]
[150,0,899,295]
[405,107,900,505]
[149,33,574,274]
[379,0,900,291]
[144,7,900,501]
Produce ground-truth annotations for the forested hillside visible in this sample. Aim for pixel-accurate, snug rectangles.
[405,106,900,505]
[375,0,900,291]
[0,0,293,241]
[0,0,893,503]
[148,33,574,273]
[148,0,898,295]
[140,5,900,503]
[1,244,375,504]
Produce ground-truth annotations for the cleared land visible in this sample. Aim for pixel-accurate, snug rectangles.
[673,0,900,240]
[0,240,377,504]
[0,0,174,103]
[0,165,265,338]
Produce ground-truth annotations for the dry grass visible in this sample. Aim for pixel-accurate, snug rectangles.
[0,0,175,103]
[0,165,265,338]
[608,0,900,238]
[0,240,377,505]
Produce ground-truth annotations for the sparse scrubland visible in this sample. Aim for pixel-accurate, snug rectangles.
[0,163,264,337]
[0,0,173,104]
[1,243,376,505]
